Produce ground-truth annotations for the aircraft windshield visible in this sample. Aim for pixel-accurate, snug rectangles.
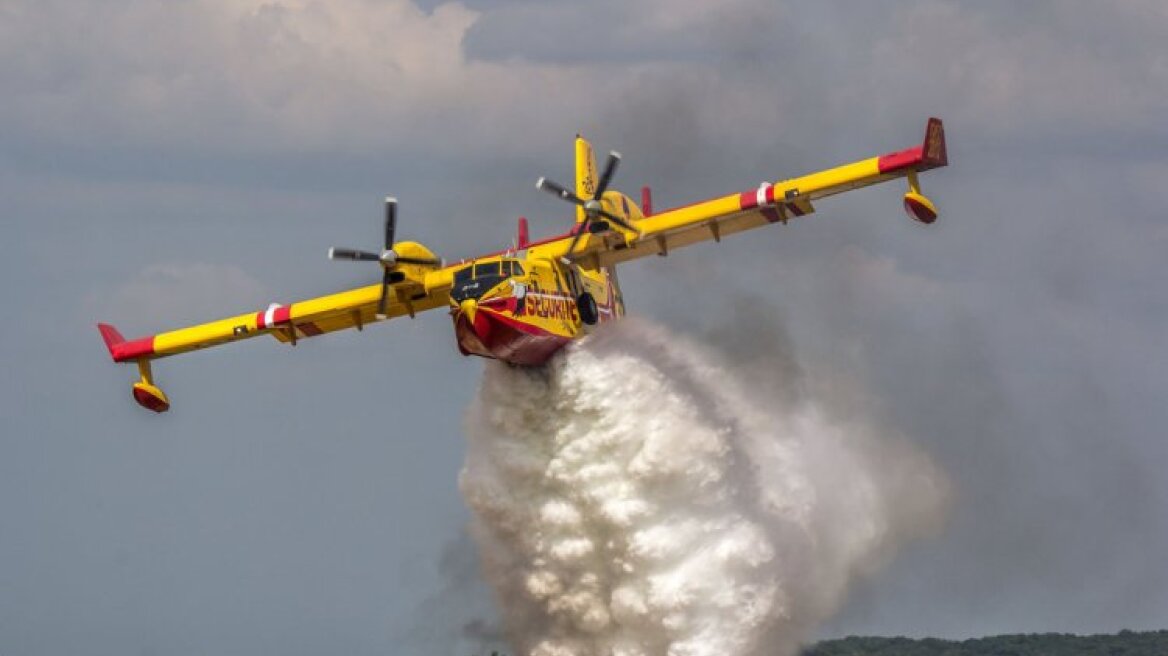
[450,259,524,303]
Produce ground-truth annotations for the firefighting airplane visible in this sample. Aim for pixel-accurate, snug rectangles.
[98,118,948,412]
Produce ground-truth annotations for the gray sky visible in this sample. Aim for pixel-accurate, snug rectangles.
[3,1,1167,654]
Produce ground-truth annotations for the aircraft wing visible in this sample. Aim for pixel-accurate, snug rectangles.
[98,272,452,411]
[565,118,948,268]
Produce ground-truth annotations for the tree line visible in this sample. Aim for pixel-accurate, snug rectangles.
[801,630,1168,656]
[476,629,1168,655]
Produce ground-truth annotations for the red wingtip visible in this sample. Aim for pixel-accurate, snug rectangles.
[97,323,125,352]
[921,117,947,170]
[877,117,949,175]
[97,323,155,362]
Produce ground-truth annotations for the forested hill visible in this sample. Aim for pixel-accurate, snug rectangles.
[477,631,1168,655]
[801,630,1168,656]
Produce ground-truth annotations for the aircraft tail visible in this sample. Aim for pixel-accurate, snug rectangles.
[574,135,598,225]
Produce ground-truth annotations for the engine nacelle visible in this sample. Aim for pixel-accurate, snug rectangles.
[390,240,442,283]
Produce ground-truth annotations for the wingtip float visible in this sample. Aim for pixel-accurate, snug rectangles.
[98,118,949,413]
[97,323,170,412]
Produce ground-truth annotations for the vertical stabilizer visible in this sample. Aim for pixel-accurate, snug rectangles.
[574,135,598,224]
[517,216,530,249]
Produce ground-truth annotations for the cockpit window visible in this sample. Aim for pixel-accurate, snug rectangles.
[452,260,507,303]
[475,261,501,277]
[499,259,524,277]
[450,259,526,303]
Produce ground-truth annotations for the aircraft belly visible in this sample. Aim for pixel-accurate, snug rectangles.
[453,307,571,367]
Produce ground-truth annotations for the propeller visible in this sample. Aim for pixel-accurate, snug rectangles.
[536,150,639,258]
[329,197,441,318]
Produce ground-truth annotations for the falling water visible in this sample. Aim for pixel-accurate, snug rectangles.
[460,318,949,656]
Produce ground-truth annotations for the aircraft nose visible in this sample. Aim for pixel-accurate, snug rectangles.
[460,298,494,342]
[459,299,478,325]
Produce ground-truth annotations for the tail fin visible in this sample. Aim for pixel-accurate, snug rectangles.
[517,216,530,249]
[574,135,598,225]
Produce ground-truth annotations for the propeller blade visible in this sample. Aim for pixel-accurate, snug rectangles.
[598,209,639,234]
[593,151,621,199]
[537,177,586,207]
[394,256,443,266]
[384,197,397,251]
[539,145,637,257]
[329,247,381,262]
[562,218,591,259]
[377,268,392,318]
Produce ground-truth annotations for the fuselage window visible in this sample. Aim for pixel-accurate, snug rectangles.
[454,266,472,284]
[511,261,525,276]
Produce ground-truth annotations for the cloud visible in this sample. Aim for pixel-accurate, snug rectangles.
[1,2,444,150]
[89,262,269,332]
[836,1,1168,141]
[3,0,1165,169]
[0,0,612,158]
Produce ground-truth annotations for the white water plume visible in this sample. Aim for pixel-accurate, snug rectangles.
[460,318,949,656]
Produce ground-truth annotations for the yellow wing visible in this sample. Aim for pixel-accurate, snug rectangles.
[549,118,948,268]
[98,262,455,411]
[100,274,450,363]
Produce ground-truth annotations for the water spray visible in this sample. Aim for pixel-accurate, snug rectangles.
[461,318,949,656]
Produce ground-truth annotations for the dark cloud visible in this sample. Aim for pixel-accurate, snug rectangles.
[395,531,508,655]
